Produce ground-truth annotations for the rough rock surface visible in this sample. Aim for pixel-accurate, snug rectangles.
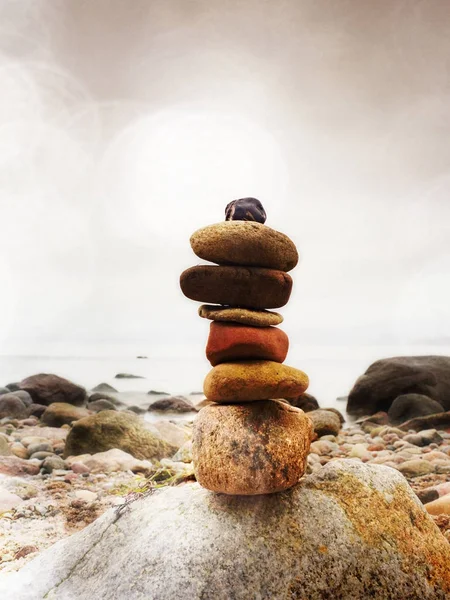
[17,373,87,407]
[0,456,40,476]
[388,393,445,425]
[64,411,177,460]
[198,304,283,327]
[190,221,299,272]
[307,409,342,437]
[193,400,313,494]
[203,360,309,402]
[1,461,449,600]
[180,265,292,309]
[65,449,153,474]
[206,322,289,366]
[347,356,450,416]
[41,403,91,427]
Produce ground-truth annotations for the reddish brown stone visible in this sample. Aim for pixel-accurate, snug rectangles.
[206,322,289,366]
[180,265,292,310]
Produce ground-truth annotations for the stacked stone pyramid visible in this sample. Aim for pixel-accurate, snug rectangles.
[180,200,313,495]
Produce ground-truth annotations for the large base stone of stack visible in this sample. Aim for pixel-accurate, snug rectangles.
[193,400,313,494]
[203,360,308,402]
[199,304,283,327]
[206,322,289,366]
[2,461,449,600]
[190,221,299,272]
[180,265,292,309]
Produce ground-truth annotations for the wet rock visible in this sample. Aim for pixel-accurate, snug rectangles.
[26,403,47,418]
[2,461,449,600]
[399,412,450,431]
[87,399,117,412]
[417,488,439,504]
[114,373,144,379]
[287,392,319,412]
[17,374,87,406]
[91,383,118,393]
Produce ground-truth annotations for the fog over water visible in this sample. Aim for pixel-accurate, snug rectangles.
[0,1,449,397]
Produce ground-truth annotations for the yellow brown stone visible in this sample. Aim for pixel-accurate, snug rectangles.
[198,305,283,327]
[190,221,299,272]
[192,400,313,494]
[203,360,309,402]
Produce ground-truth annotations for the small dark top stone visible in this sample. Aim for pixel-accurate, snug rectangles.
[225,198,266,224]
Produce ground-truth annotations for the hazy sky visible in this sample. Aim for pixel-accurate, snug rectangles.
[0,0,449,355]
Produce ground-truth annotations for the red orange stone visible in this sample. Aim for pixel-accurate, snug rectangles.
[206,322,289,366]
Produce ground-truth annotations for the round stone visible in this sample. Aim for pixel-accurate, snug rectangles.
[190,221,299,272]
[192,400,313,495]
[198,305,283,327]
[180,266,292,309]
[206,322,289,366]
[203,360,309,402]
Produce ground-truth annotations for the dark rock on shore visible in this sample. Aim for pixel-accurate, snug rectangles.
[148,390,170,395]
[64,410,177,460]
[26,404,47,418]
[17,374,87,407]
[388,393,444,425]
[87,399,117,412]
[347,356,450,416]
[148,396,196,413]
[399,411,450,432]
[88,392,123,406]
[307,409,341,437]
[114,373,144,379]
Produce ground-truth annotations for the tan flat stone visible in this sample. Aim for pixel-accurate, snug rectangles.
[203,360,309,402]
[190,221,299,272]
[198,305,283,327]
[192,400,313,494]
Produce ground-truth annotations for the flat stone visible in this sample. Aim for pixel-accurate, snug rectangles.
[190,221,298,272]
[193,400,313,494]
[397,459,435,477]
[180,266,292,309]
[206,322,289,366]
[198,305,283,327]
[203,360,309,402]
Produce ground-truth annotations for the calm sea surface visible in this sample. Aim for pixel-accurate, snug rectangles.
[0,345,448,412]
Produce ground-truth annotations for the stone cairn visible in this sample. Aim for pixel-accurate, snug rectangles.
[180,199,313,495]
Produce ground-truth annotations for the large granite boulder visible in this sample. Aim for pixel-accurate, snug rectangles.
[64,410,176,460]
[347,356,450,417]
[17,374,87,407]
[0,461,448,600]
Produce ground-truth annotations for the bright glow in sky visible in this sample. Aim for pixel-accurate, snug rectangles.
[0,0,449,355]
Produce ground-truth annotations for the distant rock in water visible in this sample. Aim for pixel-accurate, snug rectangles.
[147,390,170,395]
[2,461,449,599]
[114,373,144,379]
[148,396,195,413]
[347,356,450,417]
[136,356,148,359]
[16,373,87,407]
[91,383,118,393]
[399,411,450,432]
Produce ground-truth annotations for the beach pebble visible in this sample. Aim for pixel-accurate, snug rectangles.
[27,442,53,456]
[148,396,195,413]
[42,456,67,473]
[307,410,341,437]
[0,395,27,419]
[417,488,439,504]
[180,265,293,310]
[0,488,23,513]
[30,451,54,461]
[0,456,40,476]
[425,493,450,516]
[397,460,435,477]
[348,444,372,461]
[203,361,308,403]
[71,462,91,474]
[9,443,28,459]
[74,490,98,503]
[42,403,91,427]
